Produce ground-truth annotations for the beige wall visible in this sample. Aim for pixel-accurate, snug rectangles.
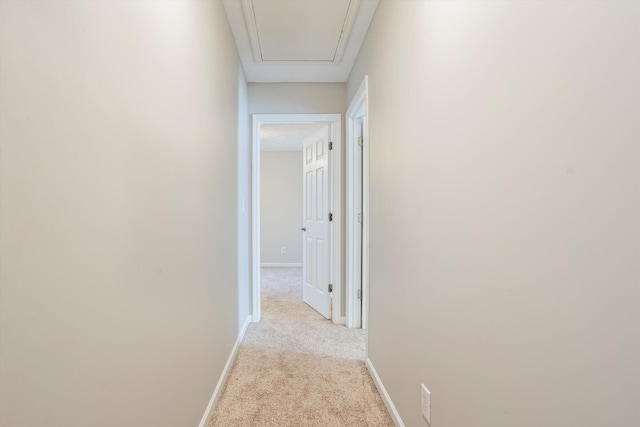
[348,1,640,426]
[237,69,251,333]
[261,151,303,264]
[248,83,346,114]
[0,1,245,426]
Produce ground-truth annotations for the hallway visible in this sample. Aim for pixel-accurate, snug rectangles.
[208,268,393,426]
[2,2,639,426]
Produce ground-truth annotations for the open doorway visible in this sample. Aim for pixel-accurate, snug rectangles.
[260,123,330,318]
[251,114,342,323]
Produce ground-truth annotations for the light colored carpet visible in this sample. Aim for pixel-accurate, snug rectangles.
[208,268,394,427]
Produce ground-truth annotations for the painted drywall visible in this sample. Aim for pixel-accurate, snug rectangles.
[261,151,303,264]
[237,69,250,331]
[248,83,346,114]
[248,83,348,317]
[348,1,640,426]
[0,1,245,426]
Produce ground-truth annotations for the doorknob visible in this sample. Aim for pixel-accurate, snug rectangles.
[301,227,306,232]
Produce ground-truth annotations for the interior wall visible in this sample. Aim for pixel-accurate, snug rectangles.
[260,151,303,264]
[0,1,245,426]
[248,83,348,316]
[347,1,640,426]
[248,83,346,114]
[237,69,250,331]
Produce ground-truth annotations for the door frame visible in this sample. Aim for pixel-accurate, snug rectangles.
[251,114,342,323]
[346,76,369,329]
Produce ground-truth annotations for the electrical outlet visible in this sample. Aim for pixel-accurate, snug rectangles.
[281,247,287,254]
[421,384,431,424]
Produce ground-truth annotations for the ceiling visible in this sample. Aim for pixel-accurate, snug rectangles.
[260,123,325,151]
[223,0,379,82]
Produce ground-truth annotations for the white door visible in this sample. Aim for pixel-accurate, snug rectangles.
[302,126,331,319]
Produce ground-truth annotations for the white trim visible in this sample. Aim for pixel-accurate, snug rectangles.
[332,0,362,65]
[223,0,380,82]
[260,263,303,268]
[333,316,346,325]
[365,358,406,427]
[240,0,262,64]
[252,114,342,324]
[346,76,370,329]
[198,316,251,427]
[252,116,262,322]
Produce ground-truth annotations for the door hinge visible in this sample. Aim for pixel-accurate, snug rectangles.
[329,141,333,151]
[358,136,363,147]
[328,284,333,293]
[329,212,333,222]
[357,289,362,300]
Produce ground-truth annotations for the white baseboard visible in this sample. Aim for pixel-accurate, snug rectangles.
[198,316,251,427]
[332,316,346,325]
[261,263,303,268]
[365,358,406,427]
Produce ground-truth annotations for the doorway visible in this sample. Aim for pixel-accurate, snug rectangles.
[251,114,342,323]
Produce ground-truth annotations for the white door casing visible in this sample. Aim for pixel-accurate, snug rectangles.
[346,76,369,330]
[353,118,363,327]
[302,126,332,319]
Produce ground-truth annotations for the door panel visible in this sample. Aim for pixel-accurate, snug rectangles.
[302,125,331,319]
[305,171,313,219]
[316,167,325,219]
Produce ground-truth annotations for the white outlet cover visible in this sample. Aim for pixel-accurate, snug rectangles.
[421,384,431,424]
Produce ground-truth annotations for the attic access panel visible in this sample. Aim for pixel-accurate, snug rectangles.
[247,0,358,63]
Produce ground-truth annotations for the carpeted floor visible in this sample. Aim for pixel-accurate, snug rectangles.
[208,267,394,427]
